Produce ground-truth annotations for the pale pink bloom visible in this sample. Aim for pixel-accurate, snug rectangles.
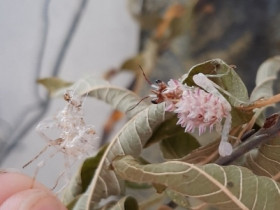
[174,87,231,136]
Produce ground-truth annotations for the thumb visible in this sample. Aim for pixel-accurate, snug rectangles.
[0,189,66,210]
[0,172,66,210]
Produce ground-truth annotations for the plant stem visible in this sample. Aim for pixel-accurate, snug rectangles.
[215,114,280,165]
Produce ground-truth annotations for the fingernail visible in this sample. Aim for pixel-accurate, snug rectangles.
[22,190,66,210]
[29,195,66,210]
[0,189,65,210]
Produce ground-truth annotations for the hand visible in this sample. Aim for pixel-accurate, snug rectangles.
[0,171,66,210]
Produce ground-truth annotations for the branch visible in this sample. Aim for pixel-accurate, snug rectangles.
[216,113,280,165]
[52,0,89,76]
[237,94,280,111]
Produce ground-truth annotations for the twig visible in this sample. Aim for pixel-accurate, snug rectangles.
[216,114,280,165]
[52,0,89,76]
[237,94,280,111]
[34,0,51,99]
[0,102,47,164]
[198,150,219,165]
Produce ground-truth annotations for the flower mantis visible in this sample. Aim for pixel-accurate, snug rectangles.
[150,72,233,156]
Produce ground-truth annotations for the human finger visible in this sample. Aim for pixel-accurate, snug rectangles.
[0,188,66,210]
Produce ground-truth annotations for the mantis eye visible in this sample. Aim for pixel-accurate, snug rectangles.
[151,99,159,104]
[155,79,162,84]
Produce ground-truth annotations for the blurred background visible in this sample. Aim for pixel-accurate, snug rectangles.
[0,0,138,187]
[1,0,280,188]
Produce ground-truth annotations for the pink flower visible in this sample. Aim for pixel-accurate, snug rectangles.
[174,87,231,136]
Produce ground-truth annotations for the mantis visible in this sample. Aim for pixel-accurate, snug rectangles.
[150,72,233,156]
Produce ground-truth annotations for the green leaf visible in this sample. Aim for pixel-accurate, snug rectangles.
[71,103,171,209]
[144,115,176,147]
[182,59,253,126]
[125,180,151,190]
[244,131,280,180]
[255,56,280,87]
[61,145,108,206]
[113,155,280,210]
[183,59,248,101]
[182,58,249,103]
[109,196,139,210]
[38,76,149,118]
[145,115,200,160]
[160,135,200,160]
[80,145,109,192]
[68,196,138,210]
[177,140,220,164]
[251,55,280,101]
[120,55,144,72]
[245,136,280,178]
[165,189,191,208]
[157,116,200,159]
[50,75,149,118]
[37,77,72,96]
[66,196,81,210]
[244,115,280,179]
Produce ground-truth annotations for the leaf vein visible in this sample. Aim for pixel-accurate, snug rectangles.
[252,176,258,210]
[271,179,280,195]
[238,167,243,200]
[189,164,248,210]
[248,152,273,177]
[259,150,280,167]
